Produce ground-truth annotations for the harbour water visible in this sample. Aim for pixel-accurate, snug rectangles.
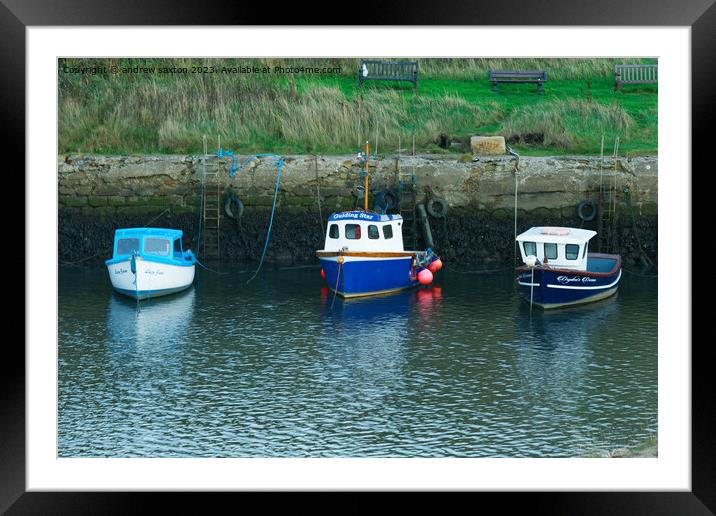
[58,265,657,457]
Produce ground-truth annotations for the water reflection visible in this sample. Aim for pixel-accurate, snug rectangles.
[59,266,657,458]
[518,294,619,350]
[318,289,416,398]
[107,287,196,349]
[510,295,624,456]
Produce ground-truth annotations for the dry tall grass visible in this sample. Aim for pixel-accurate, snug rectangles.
[501,99,634,148]
[58,57,656,155]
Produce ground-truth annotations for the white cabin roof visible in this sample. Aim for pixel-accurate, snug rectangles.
[321,211,405,252]
[516,227,596,245]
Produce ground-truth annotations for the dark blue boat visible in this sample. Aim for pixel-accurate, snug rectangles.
[515,227,621,309]
[316,211,439,298]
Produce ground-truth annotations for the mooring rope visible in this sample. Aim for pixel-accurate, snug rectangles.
[144,206,172,228]
[314,155,325,233]
[63,200,179,267]
[330,259,343,310]
[196,136,207,257]
[507,145,520,267]
[444,264,514,274]
[60,252,101,266]
[195,257,230,275]
[529,267,535,313]
[622,267,658,278]
[247,158,284,284]
[278,264,321,271]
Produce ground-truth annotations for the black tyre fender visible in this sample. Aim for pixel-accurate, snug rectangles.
[577,199,597,222]
[372,188,399,212]
[372,191,387,212]
[382,188,399,211]
[426,197,449,218]
[224,189,244,220]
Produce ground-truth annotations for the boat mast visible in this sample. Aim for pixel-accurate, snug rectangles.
[364,140,369,211]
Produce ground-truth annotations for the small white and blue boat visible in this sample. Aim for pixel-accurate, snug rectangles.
[515,226,621,309]
[105,228,196,300]
[315,210,441,298]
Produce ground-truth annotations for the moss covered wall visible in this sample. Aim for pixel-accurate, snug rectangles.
[58,154,657,266]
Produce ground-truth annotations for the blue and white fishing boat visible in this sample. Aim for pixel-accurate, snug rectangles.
[316,142,441,298]
[515,226,621,309]
[105,228,196,300]
[316,211,440,298]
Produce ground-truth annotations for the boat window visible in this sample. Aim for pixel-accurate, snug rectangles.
[544,243,558,260]
[116,237,139,255]
[329,224,339,239]
[583,244,588,258]
[565,244,580,260]
[383,224,393,239]
[368,225,380,239]
[144,237,170,257]
[173,239,182,254]
[345,224,361,240]
[523,241,536,256]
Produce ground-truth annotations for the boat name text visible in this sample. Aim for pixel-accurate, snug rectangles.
[557,276,597,284]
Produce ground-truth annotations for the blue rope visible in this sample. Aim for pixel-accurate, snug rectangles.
[218,146,259,178]
[247,158,283,284]
[214,146,284,281]
[217,147,240,177]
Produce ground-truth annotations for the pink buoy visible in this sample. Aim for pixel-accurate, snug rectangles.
[417,268,433,285]
[320,269,326,279]
[428,258,443,274]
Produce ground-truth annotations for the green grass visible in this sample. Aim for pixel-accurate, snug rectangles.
[58,58,657,156]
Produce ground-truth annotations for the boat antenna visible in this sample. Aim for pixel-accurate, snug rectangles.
[364,140,369,211]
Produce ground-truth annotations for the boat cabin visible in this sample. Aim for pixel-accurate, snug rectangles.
[322,211,405,252]
[111,227,187,262]
[516,227,596,271]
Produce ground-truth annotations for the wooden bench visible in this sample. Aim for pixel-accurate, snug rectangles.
[358,60,419,89]
[614,64,658,90]
[489,70,547,94]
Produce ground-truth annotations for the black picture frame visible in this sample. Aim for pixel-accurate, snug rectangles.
[5,0,709,511]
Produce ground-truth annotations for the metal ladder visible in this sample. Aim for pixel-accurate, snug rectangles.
[397,157,418,249]
[202,164,221,260]
[598,187,615,253]
[598,137,619,254]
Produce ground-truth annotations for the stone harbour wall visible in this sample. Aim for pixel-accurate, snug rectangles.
[58,153,658,267]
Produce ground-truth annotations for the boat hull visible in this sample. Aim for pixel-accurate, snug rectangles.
[516,254,621,309]
[318,253,419,298]
[107,258,195,300]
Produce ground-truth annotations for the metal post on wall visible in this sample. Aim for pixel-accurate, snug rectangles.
[507,145,520,266]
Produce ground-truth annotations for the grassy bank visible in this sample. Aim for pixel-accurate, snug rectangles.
[58,58,657,156]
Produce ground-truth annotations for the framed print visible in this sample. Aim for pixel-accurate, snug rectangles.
[5,0,711,511]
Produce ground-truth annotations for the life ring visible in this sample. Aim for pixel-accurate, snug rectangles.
[577,199,597,222]
[426,197,449,218]
[541,227,571,236]
[224,189,244,220]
